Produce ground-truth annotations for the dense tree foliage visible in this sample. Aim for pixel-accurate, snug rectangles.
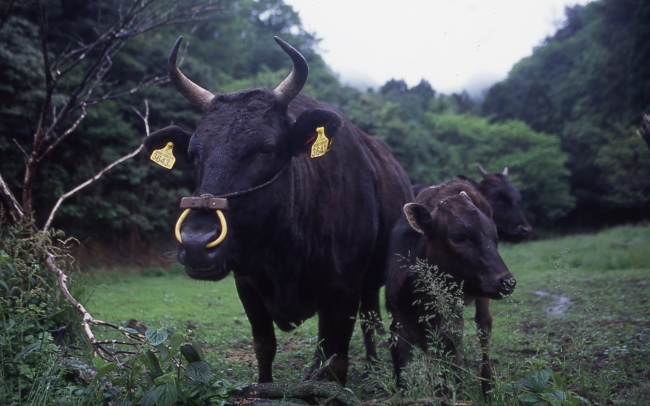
[482,0,650,223]
[1,0,647,252]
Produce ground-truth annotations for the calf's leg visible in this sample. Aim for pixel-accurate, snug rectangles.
[359,288,382,365]
[475,297,493,398]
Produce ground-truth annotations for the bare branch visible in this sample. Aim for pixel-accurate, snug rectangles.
[638,113,650,151]
[84,75,168,108]
[38,105,88,162]
[43,101,150,231]
[44,250,142,361]
[12,139,29,164]
[132,99,150,135]
[0,173,25,222]
[43,141,145,224]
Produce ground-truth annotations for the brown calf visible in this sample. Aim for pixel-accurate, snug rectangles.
[385,179,516,397]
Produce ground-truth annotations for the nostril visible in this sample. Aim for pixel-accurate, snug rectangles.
[500,276,517,292]
[519,226,530,235]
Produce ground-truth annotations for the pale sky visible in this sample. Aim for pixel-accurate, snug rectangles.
[284,0,592,97]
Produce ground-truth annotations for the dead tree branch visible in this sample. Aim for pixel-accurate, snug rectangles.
[43,101,149,232]
[19,0,228,218]
[0,173,25,222]
[638,113,650,151]
[234,382,361,406]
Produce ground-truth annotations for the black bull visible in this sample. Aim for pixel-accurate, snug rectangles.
[144,37,413,384]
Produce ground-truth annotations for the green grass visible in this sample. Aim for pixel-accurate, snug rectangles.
[86,224,650,404]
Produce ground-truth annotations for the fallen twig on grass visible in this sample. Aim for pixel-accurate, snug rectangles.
[234,381,360,406]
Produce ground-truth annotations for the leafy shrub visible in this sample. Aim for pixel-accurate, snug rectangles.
[89,327,240,405]
[0,217,88,404]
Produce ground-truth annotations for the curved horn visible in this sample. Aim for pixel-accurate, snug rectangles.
[502,167,509,177]
[168,37,215,110]
[476,163,489,177]
[273,36,309,106]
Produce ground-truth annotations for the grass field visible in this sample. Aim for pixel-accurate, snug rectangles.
[86,224,650,404]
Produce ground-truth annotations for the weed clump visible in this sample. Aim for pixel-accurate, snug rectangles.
[0,217,89,404]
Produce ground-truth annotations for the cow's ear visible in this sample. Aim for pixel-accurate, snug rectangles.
[404,203,435,236]
[290,108,342,156]
[144,125,192,169]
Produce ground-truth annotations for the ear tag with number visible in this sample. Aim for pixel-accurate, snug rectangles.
[310,127,332,158]
[150,142,176,169]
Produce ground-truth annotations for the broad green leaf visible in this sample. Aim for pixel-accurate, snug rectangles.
[187,361,212,384]
[528,369,550,393]
[517,393,542,404]
[169,333,184,352]
[144,350,163,377]
[91,362,117,385]
[157,344,170,362]
[191,341,205,361]
[154,382,178,406]
[145,328,168,346]
[14,342,41,362]
[140,391,156,406]
[551,388,568,400]
[180,343,201,363]
[154,373,177,386]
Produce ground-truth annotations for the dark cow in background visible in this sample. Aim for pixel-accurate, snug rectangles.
[386,179,516,397]
[414,164,532,242]
[458,164,531,242]
[144,37,413,384]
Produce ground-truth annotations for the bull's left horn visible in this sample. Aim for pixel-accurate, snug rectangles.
[273,36,308,106]
[503,167,509,177]
[168,37,215,110]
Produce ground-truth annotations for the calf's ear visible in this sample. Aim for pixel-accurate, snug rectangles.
[144,125,192,169]
[404,203,435,236]
[290,109,341,156]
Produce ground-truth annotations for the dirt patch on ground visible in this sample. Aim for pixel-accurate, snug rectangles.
[225,349,257,365]
[70,236,177,270]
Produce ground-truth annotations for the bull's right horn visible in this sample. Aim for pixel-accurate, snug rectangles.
[273,36,309,106]
[168,37,215,110]
[476,163,489,177]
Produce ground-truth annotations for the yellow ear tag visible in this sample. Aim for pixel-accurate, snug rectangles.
[150,142,176,169]
[310,127,332,158]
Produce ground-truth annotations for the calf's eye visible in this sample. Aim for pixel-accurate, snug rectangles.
[451,234,465,244]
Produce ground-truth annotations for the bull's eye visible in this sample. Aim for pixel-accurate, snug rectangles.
[260,144,276,155]
[450,234,465,244]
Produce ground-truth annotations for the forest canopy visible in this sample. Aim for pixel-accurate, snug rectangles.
[0,0,648,250]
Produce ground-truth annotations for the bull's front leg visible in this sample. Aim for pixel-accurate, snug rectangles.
[313,290,361,385]
[235,277,277,383]
[474,297,493,398]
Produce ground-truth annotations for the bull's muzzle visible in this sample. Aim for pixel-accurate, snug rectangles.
[175,195,228,248]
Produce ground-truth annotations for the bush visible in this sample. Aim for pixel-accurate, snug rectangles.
[0,217,89,404]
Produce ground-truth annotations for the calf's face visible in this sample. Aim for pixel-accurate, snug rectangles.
[404,193,516,299]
